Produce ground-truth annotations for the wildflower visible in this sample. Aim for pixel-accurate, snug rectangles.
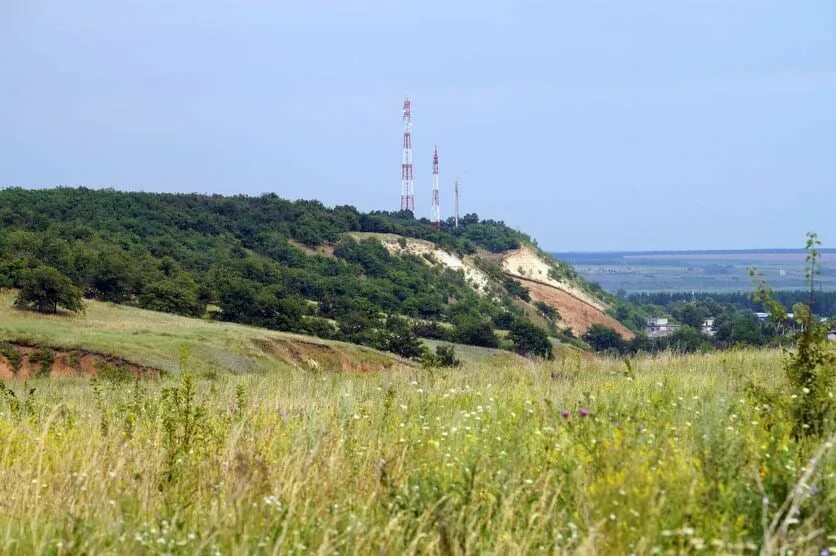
[579,408,589,417]
[561,410,570,418]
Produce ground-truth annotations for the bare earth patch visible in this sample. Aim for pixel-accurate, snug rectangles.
[0,342,161,379]
[519,277,634,340]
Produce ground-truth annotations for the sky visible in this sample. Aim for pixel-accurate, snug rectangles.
[2,1,834,251]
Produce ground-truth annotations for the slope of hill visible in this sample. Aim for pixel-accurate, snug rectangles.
[0,188,629,358]
[0,290,406,376]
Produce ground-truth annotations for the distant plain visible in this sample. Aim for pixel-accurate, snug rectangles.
[552,249,836,294]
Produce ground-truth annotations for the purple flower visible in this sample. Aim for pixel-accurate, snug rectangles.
[579,408,589,417]
[820,549,830,556]
[561,410,570,418]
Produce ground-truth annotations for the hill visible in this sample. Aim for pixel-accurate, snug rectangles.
[0,187,628,358]
[0,290,407,377]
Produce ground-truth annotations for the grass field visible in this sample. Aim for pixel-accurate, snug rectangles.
[0,290,400,375]
[1,340,833,553]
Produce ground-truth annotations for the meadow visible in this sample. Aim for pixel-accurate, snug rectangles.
[1,349,833,554]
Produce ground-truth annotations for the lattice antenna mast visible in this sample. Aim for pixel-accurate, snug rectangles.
[431,145,440,229]
[400,98,415,212]
[454,178,460,228]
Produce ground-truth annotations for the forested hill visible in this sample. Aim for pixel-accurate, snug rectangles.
[0,187,603,358]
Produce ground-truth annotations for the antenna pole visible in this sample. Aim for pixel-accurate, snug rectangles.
[400,98,415,212]
[454,179,459,228]
[431,146,440,229]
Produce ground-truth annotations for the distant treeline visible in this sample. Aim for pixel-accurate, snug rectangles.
[0,187,556,358]
[626,290,836,318]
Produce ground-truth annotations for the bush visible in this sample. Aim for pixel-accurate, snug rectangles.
[421,344,461,368]
[14,265,84,314]
[453,316,499,348]
[583,324,625,353]
[508,319,553,358]
[28,347,55,377]
[0,343,23,374]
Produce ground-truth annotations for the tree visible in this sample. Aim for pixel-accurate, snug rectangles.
[583,324,624,352]
[454,315,499,348]
[379,316,425,359]
[138,277,204,317]
[666,325,706,353]
[508,319,553,358]
[14,265,84,314]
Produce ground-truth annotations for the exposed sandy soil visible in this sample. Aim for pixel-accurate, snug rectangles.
[252,337,414,373]
[0,358,13,380]
[519,277,634,340]
[501,246,608,311]
[0,343,161,380]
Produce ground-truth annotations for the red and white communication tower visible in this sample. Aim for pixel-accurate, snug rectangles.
[431,145,440,229]
[400,98,415,212]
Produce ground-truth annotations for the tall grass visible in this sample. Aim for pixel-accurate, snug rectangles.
[0,349,832,554]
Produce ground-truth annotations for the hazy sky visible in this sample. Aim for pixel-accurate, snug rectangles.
[2,1,834,251]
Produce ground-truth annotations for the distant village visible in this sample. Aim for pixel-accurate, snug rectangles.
[645,313,836,342]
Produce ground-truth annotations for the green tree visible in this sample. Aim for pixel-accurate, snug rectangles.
[508,319,553,358]
[454,315,499,348]
[666,325,706,353]
[379,316,425,359]
[583,324,624,352]
[138,277,204,317]
[14,265,84,314]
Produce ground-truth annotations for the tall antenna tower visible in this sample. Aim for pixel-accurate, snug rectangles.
[454,178,460,228]
[400,98,414,212]
[431,145,440,229]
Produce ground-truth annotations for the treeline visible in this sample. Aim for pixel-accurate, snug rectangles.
[592,293,814,355]
[0,187,552,358]
[626,290,836,318]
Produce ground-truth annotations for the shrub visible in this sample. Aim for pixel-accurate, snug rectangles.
[28,347,55,377]
[0,343,23,374]
[453,316,499,348]
[508,319,553,358]
[752,233,835,438]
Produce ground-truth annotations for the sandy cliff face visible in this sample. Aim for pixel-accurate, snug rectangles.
[372,235,494,295]
[500,246,633,340]
[364,235,634,340]
[500,246,607,311]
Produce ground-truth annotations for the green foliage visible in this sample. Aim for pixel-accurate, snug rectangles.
[583,324,625,353]
[375,316,425,360]
[0,188,574,356]
[420,344,461,369]
[14,265,85,314]
[453,315,499,348]
[534,300,560,323]
[28,347,55,377]
[0,343,23,373]
[502,277,530,301]
[138,276,204,317]
[508,318,553,358]
[752,233,835,438]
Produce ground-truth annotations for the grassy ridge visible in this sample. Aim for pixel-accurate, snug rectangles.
[0,349,833,553]
[0,290,399,374]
